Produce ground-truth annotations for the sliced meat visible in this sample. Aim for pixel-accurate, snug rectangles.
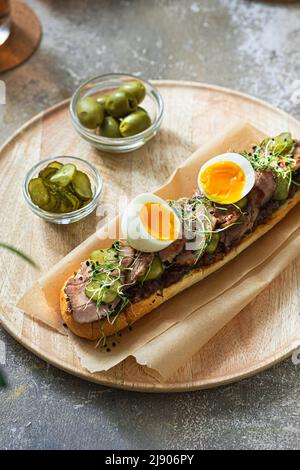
[65,280,120,324]
[250,168,276,209]
[292,143,300,171]
[209,207,241,229]
[159,236,186,263]
[67,260,92,286]
[174,250,197,267]
[125,252,154,285]
[119,243,136,268]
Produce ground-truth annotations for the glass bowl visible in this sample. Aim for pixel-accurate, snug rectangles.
[70,73,164,154]
[23,156,102,224]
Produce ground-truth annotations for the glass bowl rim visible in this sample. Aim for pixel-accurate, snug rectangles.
[69,73,164,146]
[23,155,103,219]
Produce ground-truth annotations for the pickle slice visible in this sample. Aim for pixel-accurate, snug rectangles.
[85,280,102,301]
[60,189,81,211]
[71,171,93,201]
[28,178,50,208]
[50,163,76,187]
[41,193,59,212]
[47,161,63,170]
[140,256,164,282]
[39,167,57,181]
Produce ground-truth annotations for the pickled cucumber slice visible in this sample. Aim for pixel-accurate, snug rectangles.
[50,163,76,187]
[85,280,102,301]
[47,161,63,170]
[60,189,80,211]
[206,233,219,254]
[90,248,117,264]
[28,178,50,208]
[141,256,164,282]
[40,193,59,212]
[39,167,57,181]
[71,171,93,201]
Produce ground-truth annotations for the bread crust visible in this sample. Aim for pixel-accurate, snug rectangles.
[60,191,300,340]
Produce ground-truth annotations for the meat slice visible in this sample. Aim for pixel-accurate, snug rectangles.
[174,250,197,267]
[249,168,276,209]
[210,207,240,229]
[220,168,276,250]
[125,252,154,285]
[159,236,185,263]
[292,143,300,171]
[65,279,120,324]
[119,243,136,268]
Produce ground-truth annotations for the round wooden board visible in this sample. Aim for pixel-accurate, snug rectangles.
[0,81,300,392]
[0,0,41,73]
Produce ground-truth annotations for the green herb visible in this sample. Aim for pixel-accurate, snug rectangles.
[0,243,38,268]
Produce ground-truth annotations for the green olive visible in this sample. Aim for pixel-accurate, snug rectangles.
[96,96,107,107]
[119,107,151,137]
[105,90,137,118]
[76,96,105,129]
[273,174,290,201]
[119,80,146,104]
[100,116,121,138]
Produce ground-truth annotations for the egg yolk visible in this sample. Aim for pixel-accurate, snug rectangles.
[140,202,178,241]
[200,161,246,204]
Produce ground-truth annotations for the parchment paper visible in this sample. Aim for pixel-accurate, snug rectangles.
[17,120,300,380]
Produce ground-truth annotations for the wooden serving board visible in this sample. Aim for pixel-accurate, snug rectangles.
[1,81,300,392]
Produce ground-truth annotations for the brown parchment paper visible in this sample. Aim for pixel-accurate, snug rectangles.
[17,120,300,379]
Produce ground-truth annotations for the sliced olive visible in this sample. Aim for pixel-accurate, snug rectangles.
[28,178,50,208]
[71,170,93,201]
[206,233,219,254]
[235,196,248,210]
[140,256,164,282]
[76,96,105,129]
[105,90,137,118]
[100,116,121,138]
[273,174,290,201]
[50,163,76,187]
[119,107,151,137]
[119,80,146,104]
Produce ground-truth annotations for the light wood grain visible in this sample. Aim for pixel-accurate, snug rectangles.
[0,0,41,73]
[0,81,300,392]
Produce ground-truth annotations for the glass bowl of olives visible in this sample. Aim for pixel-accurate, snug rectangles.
[23,156,102,224]
[70,73,164,154]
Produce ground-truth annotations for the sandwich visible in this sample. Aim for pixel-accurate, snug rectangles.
[61,132,300,342]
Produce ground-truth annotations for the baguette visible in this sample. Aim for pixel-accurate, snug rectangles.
[61,189,300,341]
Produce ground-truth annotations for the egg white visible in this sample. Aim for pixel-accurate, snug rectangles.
[121,193,181,253]
[198,152,255,204]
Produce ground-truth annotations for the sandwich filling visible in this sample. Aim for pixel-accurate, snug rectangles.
[64,133,300,327]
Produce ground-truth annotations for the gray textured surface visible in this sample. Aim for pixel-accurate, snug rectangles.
[0,0,300,450]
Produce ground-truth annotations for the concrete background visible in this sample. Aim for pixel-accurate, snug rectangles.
[0,0,300,450]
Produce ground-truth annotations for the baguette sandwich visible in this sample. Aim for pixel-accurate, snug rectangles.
[61,132,300,341]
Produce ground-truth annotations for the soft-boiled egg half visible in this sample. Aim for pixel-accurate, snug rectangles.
[198,153,255,205]
[121,193,181,252]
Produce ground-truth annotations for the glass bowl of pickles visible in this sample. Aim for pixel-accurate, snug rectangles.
[70,73,164,154]
[23,156,102,224]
